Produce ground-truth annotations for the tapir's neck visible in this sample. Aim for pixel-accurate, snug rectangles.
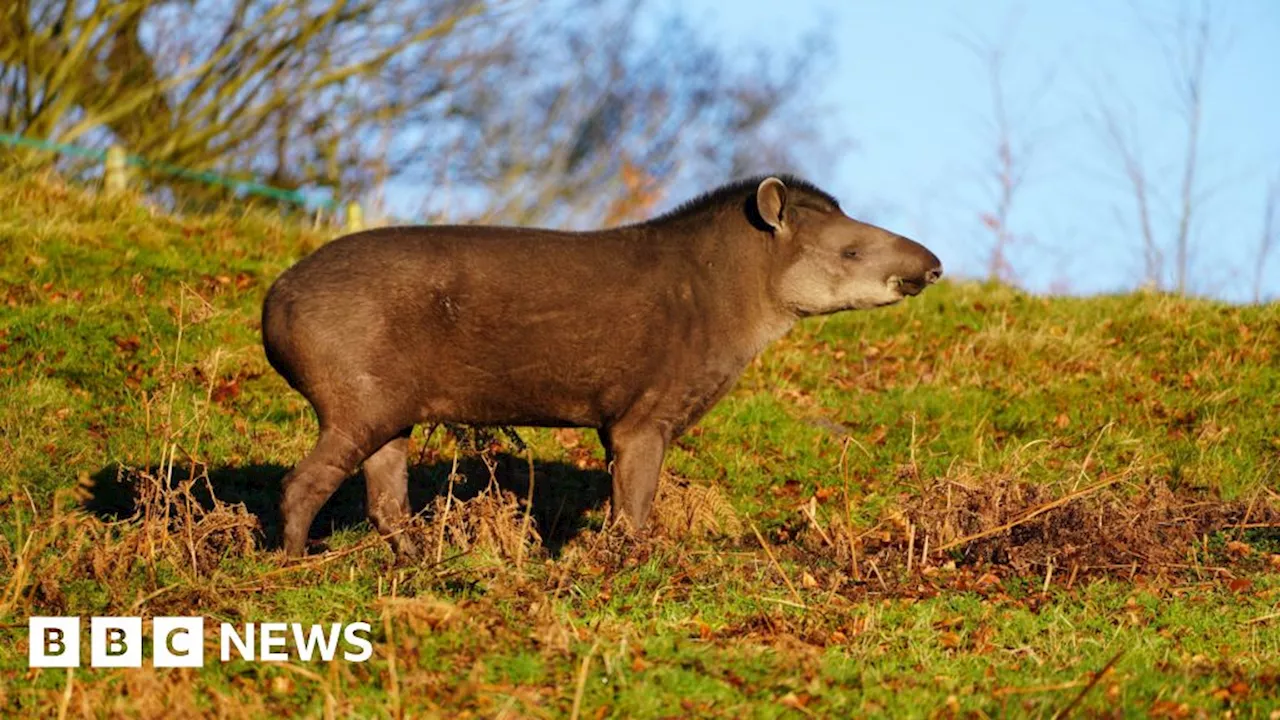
[740,311,797,363]
[673,210,799,362]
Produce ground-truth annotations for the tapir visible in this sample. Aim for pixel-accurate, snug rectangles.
[262,175,942,557]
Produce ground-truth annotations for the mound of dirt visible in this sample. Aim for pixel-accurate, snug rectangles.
[804,474,1280,577]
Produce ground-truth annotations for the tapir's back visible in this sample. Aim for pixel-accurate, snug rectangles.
[262,224,693,428]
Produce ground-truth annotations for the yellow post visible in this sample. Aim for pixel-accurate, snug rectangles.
[345,201,364,233]
[104,145,127,195]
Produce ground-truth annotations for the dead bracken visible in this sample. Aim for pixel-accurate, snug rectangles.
[802,472,1280,578]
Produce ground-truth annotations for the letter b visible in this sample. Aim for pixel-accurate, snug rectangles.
[29,617,80,668]
[91,617,142,667]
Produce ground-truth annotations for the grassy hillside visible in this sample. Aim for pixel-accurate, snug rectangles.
[2,174,1278,717]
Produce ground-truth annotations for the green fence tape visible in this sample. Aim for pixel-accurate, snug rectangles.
[0,132,334,209]
[0,132,105,160]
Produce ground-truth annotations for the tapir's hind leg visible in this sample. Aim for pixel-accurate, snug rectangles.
[281,426,383,557]
[363,429,420,561]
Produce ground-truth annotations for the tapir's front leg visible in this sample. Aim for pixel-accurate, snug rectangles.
[601,424,666,532]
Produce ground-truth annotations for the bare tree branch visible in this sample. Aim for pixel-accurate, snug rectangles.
[1170,0,1215,294]
[956,16,1054,285]
[1,0,833,220]
[1095,0,1225,295]
[1256,173,1278,304]
[1095,94,1162,288]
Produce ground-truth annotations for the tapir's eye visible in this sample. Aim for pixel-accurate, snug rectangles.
[841,248,859,260]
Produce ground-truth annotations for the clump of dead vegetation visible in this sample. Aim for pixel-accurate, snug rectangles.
[419,483,543,566]
[653,475,743,539]
[400,421,743,568]
[1,465,260,621]
[407,456,742,567]
[904,475,1278,572]
[122,464,260,572]
[802,470,1280,580]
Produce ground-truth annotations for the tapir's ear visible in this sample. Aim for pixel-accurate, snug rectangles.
[755,177,788,231]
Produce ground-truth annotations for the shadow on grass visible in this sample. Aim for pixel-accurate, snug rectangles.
[84,454,612,556]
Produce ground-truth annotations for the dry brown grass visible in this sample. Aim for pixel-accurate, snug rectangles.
[652,475,743,539]
[2,464,260,622]
[801,470,1280,581]
[118,465,259,577]
[418,484,542,565]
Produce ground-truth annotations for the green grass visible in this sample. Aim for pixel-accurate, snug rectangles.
[1,173,1278,717]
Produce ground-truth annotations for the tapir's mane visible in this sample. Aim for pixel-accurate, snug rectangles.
[635,174,841,227]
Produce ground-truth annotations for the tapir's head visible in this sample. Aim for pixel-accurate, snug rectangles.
[754,176,942,316]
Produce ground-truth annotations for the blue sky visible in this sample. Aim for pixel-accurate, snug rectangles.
[674,0,1280,302]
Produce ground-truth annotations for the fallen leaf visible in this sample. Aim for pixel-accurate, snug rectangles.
[1225,541,1252,557]
[113,335,142,353]
[1149,699,1190,718]
[976,573,1001,590]
[212,378,241,405]
[778,692,810,710]
[868,425,888,446]
[1227,578,1253,594]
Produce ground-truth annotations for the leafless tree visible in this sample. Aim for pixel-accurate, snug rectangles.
[1094,0,1222,294]
[1256,174,1278,304]
[0,0,830,220]
[957,17,1055,285]
[1167,3,1217,296]
[1,0,498,199]
[974,40,1021,282]
[1098,103,1162,289]
[444,4,827,227]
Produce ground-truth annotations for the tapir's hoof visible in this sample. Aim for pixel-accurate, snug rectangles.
[390,536,422,566]
[282,539,309,560]
[600,517,652,552]
[606,511,650,537]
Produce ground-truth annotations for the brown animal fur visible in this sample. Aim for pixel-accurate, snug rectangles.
[262,175,942,557]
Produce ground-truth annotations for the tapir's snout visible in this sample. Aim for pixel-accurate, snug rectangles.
[893,237,943,297]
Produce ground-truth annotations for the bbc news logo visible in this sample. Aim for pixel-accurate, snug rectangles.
[29,617,373,668]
